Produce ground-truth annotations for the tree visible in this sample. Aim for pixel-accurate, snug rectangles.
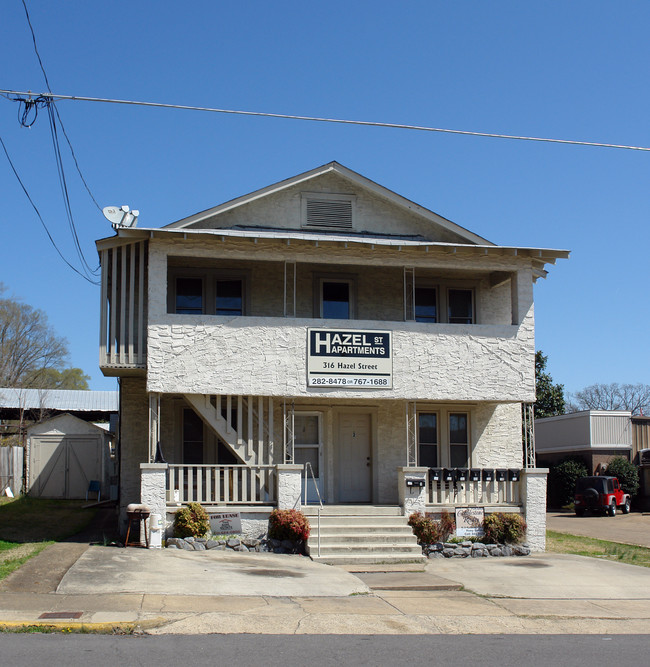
[605,456,640,497]
[547,456,588,508]
[534,351,565,418]
[568,383,650,416]
[0,284,69,388]
[34,367,90,390]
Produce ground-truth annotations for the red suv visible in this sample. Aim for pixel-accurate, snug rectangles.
[574,476,631,516]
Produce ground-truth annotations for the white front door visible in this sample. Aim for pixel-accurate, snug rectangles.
[338,413,372,502]
[294,413,323,503]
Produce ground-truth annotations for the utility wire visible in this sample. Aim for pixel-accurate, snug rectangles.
[0,133,100,285]
[18,0,101,278]
[1,88,649,153]
[21,0,102,213]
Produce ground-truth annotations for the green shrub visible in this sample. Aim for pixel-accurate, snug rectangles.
[173,502,210,538]
[483,512,526,544]
[606,456,640,497]
[408,512,442,544]
[548,457,588,508]
[268,509,310,542]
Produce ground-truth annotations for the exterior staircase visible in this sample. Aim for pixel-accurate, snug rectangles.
[303,505,425,565]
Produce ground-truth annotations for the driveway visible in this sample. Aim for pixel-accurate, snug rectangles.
[56,546,369,597]
[428,552,650,599]
[547,511,650,548]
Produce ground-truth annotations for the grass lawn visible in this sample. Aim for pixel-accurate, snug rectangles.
[546,529,650,568]
[0,496,97,582]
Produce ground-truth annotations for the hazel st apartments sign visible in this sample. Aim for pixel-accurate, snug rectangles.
[307,329,392,388]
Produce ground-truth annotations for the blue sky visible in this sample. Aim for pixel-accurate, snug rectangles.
[1,1,649,395]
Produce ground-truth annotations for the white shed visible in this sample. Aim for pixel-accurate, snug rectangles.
[26,413,114,500]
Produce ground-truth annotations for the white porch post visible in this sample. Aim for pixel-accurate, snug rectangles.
[521,468,548,552]
[140,463,168,548]
[276,464,303,510]
[398,466,428,516]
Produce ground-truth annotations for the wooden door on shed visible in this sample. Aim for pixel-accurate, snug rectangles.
[31,435,67,498]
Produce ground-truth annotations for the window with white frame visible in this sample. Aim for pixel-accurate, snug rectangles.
[418,413,438,467]
[449,412,469,467]
[414,287,437,323]
[417,410,470,468]
[317,277,355,319]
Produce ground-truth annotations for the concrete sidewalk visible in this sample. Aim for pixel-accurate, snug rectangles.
[1,542,650,634]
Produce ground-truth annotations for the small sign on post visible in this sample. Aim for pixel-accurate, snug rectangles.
[210,511,242,535]
[455,507,485,538]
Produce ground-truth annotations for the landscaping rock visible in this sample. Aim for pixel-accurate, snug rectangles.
[226,538,241,549]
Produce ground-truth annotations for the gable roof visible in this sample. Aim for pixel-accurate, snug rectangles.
[164,161,493,245]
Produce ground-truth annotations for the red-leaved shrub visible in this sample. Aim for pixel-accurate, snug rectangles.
[268,509,310,542]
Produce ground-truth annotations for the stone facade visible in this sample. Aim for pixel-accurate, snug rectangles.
[521,468,549,552]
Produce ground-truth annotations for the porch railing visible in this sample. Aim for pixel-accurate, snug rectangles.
[428,478,521,506]
[167,465,276,505]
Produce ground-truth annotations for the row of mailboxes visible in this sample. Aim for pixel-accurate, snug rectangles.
[428,468,521,484]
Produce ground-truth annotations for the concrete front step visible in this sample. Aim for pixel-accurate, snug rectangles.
[311,532,417,545]
[313,543,423,555]
[302,505,403,517]
[309,517,409,528]
[304,505,423,565]
[312,552,426,565]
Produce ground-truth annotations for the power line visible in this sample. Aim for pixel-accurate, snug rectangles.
[18,0,101,278]
[1,88,649,153]
[0,133,100,285]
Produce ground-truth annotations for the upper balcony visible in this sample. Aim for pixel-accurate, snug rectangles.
[98,231,553,401]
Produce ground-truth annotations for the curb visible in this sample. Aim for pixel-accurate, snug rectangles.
[0,618,167,634]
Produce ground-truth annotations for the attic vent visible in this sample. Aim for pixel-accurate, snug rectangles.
[302,194,354,230]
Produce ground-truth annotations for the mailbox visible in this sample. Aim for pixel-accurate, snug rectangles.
[442,468,454,482]
[482,469,495,482]
[454,468,468,482]
[469,469,481,482]
[496,469,507,482]
[405,476,425,488]
[429,468,442,484]
[508,468,521,482]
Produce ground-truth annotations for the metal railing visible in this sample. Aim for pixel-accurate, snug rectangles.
[167,464,276,505]
[303,461,323,557]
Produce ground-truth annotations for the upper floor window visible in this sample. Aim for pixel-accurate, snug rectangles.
[448,289,473,324]
[216,279,243,316]
[169,266,249,316]
[414,287,437,323]
[176,277,203,315]
[320,279,353,319]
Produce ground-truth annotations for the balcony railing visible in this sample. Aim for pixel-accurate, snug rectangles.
[427,468,521,506]
[167,464,276,505]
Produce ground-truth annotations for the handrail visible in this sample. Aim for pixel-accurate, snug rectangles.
[303,461,323,557]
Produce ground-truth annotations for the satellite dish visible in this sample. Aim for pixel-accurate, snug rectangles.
[103,205,139,229]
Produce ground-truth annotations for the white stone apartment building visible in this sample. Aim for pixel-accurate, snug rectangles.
[97,162,568,557]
